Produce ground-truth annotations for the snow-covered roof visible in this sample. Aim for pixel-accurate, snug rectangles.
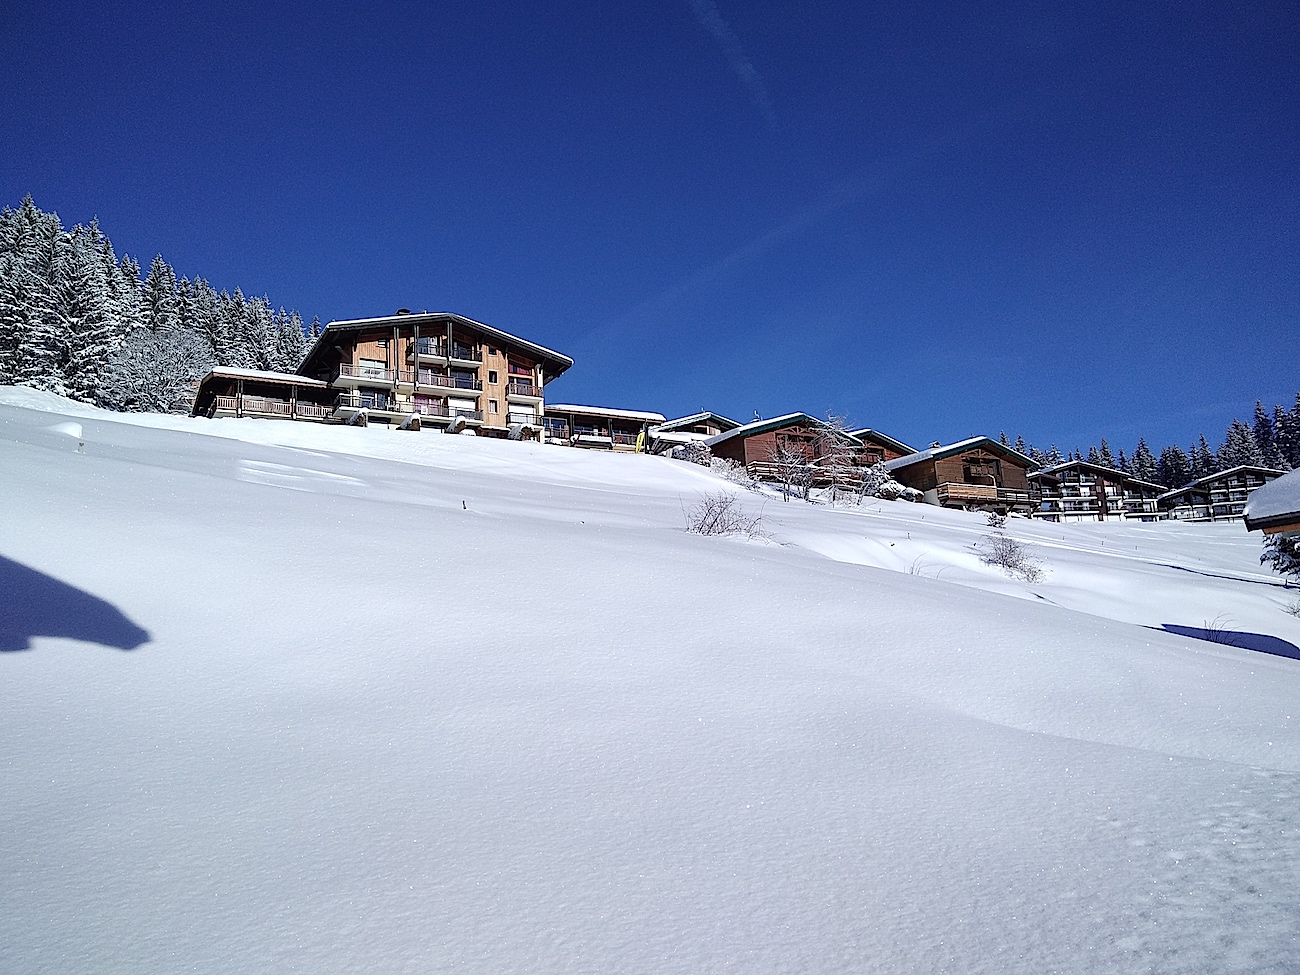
[654,412,741,433]
[203,367,329,387]
[1244,468,1300,532]
[545,404,666,423]
[847,428,915,456]
[302,311,574,377]
[1157,465,1287,502]
[704,413,862,448]
[1029,459,1167,492]
[884,436,1036,472]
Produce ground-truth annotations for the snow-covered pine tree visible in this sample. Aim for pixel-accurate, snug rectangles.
[142,254,179,332]
[1046,444,1065,465]
[1086,445,1102,465]
[1098,439,1116,469]
[1157,444,1191,488]
[1190,435,1216,479]
[1253,401,1283,469]
[13,205,70,394]
[58,222,126,401]
[1281,394,1300,469]
[1130,438,1159,483]
[309,315,323,340]
[1116,447,1129,473]
[1217,419,1263,469]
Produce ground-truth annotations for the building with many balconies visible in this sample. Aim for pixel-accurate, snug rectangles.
[192,310,573,438]
[1158,465,1286,522]
[1028,460,1167,522]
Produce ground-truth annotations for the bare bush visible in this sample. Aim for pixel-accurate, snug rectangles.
[977,532,1046,583]
[1201,614,1238,645]
[684,492,766,539]
[710,456,759,490]
[986,511,1007,529]
[1285,599,1300,619]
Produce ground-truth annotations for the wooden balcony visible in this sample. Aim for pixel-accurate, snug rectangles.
[401,370,482,392]
[213,395,330,420]
[335,363,396,385]
[937,482,1033,505]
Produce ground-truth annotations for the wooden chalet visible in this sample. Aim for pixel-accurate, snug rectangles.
[647,412,741,455]
[884,437,1037,513]
[190,367,336,422]
[193,310,574,438]
[541,404,666,451]
[1029,460,1167,522]
[847,428,916,467]
[705,413,882,485]
[1243,468,1300,537]
[1158,465,1286,523]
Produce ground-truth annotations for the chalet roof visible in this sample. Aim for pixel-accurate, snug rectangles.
[300,311,574,378]
[654,411,741,433]
[884,436,1036,473]
[545,403,666,423]
[1243,468,1300,532]
[1029,459,1167,492]
[1157,465,1287,502]
[704,413,863,448]
[201,367,329,388]
[847,428,916,456]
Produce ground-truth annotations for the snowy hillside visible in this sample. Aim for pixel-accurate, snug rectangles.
[3,388,1299,975]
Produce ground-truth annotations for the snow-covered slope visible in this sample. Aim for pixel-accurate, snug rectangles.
[3,388,1299,975]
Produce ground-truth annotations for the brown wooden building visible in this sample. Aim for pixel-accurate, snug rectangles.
[884,437,1038,513]
[1243,468,1300,537]
[190,367,336,422]
[647,412,741,455]
[705,413,909,485]
[193,310,574,437]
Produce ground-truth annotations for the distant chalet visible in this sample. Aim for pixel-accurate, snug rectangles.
[885,437,1037,514]
[706,413,914,485]
[1029,460,1167,523]
[1158,465,1286,523]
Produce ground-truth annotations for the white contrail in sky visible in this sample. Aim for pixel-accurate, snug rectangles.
[687,0,779,129]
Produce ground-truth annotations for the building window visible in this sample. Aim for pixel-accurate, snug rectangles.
[489,347,498,356]
[489,399,499,414]
[377,338,388,348]
[488,370,498,384]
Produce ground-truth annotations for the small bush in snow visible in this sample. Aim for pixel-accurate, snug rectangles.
[671,442,712,466]
[977,531,1045,583]
[1284,598,1300,619]
[986,511,1008,529]
[710,456,759,490]
[684,492,766,539]
[858,462,920,503]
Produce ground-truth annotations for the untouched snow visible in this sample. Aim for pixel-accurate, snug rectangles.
[3,387,1300,975]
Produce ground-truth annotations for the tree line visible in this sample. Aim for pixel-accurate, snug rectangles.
[0,196,316,413]
[1001,397,1300,490]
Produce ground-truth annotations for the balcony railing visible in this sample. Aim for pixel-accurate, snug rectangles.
[612,432,638,446]
[212,395,330,419]
[451,343,479,361]
[507,412,542,426]
[405,370,482,391]
[542,419,570,439]
[335,392,394,411]
[937,482,1033,504]
[337,363,396,383]
[507,379,542,397]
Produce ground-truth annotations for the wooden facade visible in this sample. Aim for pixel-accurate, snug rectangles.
[885,437,1037,513]
[542,404,666,451]
[706,413,898,486]
[196,311,574,436]
[647,412,741,455]
[1158,465,1285,523]
[190,367,336,422]
[1029,461,1166,522]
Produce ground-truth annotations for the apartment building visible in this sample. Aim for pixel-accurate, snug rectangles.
[1158,465,1286,522]
[1029,460,1167,522]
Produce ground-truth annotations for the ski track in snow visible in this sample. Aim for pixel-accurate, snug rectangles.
[2,387,1300,975]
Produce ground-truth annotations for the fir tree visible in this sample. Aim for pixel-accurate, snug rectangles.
[1217,419,1262,469]
[1098,439,1115,469]
[1157,444,1191,488]
[1131,438,1159,483]
[1115,447,1128,473]
[1253,401,1282,469]
[1046,444,1064,465]
[1190,435,1216,480]
[1086,445,1102,465]
[142,254,179,332]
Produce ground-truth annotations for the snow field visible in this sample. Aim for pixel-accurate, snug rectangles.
[2,389,1300,974]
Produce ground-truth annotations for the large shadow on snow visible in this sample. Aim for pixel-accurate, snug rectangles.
[0,555,150,652]
[1159,623,1300,660]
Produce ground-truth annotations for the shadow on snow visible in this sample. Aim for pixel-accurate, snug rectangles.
[0,555,150,652]
[1159,623,1300,660]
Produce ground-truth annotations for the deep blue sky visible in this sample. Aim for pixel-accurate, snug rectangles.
[2,1,1296,452]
